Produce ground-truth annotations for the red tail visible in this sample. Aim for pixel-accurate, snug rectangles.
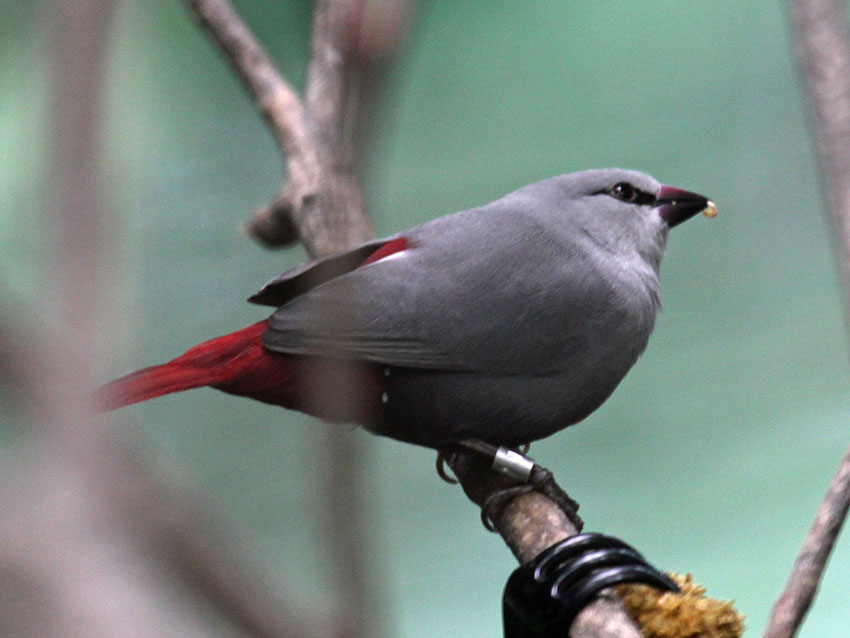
[99,318,387,422]
[98,320,287,410]
[99,240,413,413]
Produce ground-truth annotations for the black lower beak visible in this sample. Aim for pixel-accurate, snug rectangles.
[656,185,715,227]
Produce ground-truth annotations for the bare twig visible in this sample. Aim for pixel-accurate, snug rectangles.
[185,0,375,252]
[185,2,386,636]
[764,445,850,638]
[185,0,321,247]
[764,3,850,635]
[449,453,644,638]
[298,5,382,637]
[285,0,373,255]
[6,2,326,636]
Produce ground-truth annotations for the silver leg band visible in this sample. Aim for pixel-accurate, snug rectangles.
[492,447,534,482]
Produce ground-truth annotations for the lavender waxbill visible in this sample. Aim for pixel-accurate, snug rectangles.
[99,169,715,448]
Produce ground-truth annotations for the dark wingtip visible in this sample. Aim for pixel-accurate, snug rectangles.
[246,238,395,307]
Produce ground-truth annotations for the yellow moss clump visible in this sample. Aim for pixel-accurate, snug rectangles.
[616,573,744,638]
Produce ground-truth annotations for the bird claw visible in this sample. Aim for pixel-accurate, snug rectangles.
[437,440,583,533]
[526,465,583,532]
[480,483,535,531]
[480,463,583,533]
[503,533,680,637]
[436,451,459,484]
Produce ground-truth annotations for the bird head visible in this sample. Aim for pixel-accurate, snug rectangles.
[548,168,715,272]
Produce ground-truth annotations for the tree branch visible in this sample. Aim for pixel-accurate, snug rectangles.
[9,2,329,636]
[449,453,644,638]
[788,0,850,328]
[185,0,374,252]
[762,1,850,635]
[184,0,321,247]
[186,3,387,636]
[285,0,373,255]
[764,445,850,638]
[0,304,46,417]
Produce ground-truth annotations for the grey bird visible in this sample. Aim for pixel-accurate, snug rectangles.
[99,168,715,449]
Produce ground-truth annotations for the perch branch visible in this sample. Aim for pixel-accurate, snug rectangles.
[764,445,850,638]
[448,452,644,638]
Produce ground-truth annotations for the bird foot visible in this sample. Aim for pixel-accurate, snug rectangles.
[436,440,583,533]
[481,462,583,533]
[435,451,459,484]
[503,533,679,636]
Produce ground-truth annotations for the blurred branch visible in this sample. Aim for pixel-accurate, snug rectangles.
[185,0,319,247]
[184,0,376,252]
[0,305,44,416]
[185,2,408,636]
[763,1,850,636]
[449,452,644,638]
[789,0,850,328]
[0,1,326,636]
[764,445,850,638]
[100,432,320,638]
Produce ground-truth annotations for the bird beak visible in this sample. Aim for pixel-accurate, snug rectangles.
[656,185,716,227]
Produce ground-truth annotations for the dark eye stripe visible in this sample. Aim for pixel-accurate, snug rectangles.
[631,190,656,205]
[593,185,656,206]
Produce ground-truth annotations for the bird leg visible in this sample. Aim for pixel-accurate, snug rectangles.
[438,440,583,533]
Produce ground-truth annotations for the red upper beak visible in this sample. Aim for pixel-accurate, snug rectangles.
[656,185,714,227]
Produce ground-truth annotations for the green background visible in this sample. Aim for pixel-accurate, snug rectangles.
[4,1,850,636]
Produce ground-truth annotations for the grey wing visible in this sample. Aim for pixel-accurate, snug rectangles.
[262,250,466,369]
[261,208,616,374]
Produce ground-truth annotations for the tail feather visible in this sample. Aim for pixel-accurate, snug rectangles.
[97,320,271,411]
[97,319,385,422]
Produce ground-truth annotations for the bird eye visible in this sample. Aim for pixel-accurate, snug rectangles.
[610,182,638,203]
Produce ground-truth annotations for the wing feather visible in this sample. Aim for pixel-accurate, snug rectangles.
[260,204,618,374]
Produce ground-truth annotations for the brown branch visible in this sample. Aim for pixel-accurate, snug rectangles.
[184,0,374,252]
[789,0,850,328]
[99,432,320,638]
[763,4,850,636]
[9,2,328,636]
[298,3,382,635]
[185,0,321,247]
[764,445,850,638]
[449,453,644,638]
[0,304,46,417]
[286,0,373,256]
[186,2,387,636]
